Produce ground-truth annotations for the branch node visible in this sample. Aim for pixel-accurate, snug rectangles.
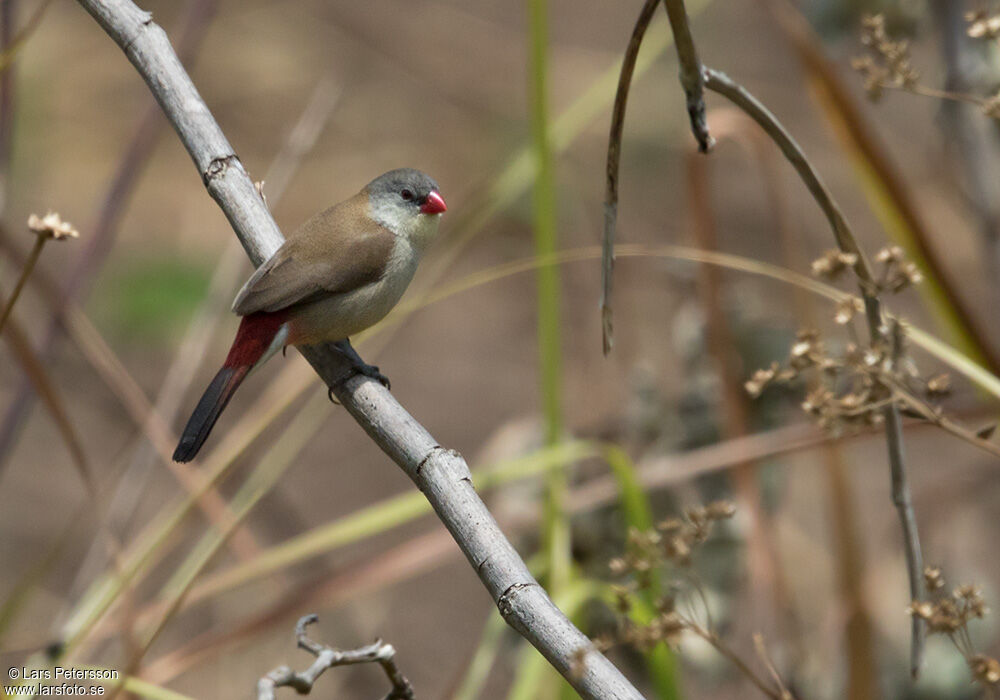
[202,153,239,185]
[497,581,538,617]
[121,9,152,53]
[414,445,445,478]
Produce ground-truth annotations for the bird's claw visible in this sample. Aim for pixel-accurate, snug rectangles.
[327,365,389,404]
[357,363,390,390]
[329,340,390,391]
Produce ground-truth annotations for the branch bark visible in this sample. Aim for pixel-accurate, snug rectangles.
[74,1,645,697]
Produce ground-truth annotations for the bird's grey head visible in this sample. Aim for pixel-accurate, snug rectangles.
[366,169,447,246]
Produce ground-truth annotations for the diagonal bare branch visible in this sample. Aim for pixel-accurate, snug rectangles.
[74,1,645,696]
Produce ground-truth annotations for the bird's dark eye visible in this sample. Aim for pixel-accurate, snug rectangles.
[400,189,414,201]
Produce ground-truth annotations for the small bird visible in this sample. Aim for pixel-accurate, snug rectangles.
[172,168,447,463]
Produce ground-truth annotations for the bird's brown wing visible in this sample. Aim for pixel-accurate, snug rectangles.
[231,197,395,315]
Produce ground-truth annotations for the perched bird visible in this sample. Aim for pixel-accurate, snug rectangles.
[172,168,446,462]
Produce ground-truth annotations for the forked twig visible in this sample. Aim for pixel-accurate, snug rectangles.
[257,615,413,700]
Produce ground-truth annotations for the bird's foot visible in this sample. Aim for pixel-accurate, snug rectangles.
[331,339,391,391]
[354,362,390,390]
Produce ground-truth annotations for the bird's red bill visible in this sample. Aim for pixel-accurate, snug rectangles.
[421,190,447,215]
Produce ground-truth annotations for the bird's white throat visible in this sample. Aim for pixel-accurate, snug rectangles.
[370,200,441,252]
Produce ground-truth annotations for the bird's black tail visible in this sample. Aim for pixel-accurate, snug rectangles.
[172,365,250,463]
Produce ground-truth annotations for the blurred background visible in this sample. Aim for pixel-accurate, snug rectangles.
[1,0,1000,698]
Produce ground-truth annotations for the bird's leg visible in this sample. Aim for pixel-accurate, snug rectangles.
[331,339,391,390]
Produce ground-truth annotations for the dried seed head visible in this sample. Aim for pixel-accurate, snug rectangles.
[970,654,1000,685]
[908,601,934,621]
[802,387,831,416]
[834,296,863,325]
[925,374,951,397]
[789,330,824,370]
[924,565,945,592]
[27,212,79,241]
[663,535,691,564]
[967,11,1000,40]
[851,55,889,100]
[811,249,858,278]
[705,500,736,520]
[656,518,683,534]
[875,245,903,264]
[856,14,919,94]
[745,364,777,398]
[873,246,923,293]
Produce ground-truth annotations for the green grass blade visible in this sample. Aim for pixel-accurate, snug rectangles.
[603,445,682,699]
[451,611,509,700]
[527,0,570,607]
[628,596,683,700]
[603,444,654,531]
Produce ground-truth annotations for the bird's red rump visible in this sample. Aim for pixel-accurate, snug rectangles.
[224,310,289,368]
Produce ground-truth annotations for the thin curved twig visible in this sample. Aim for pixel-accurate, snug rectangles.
[601,0,660,356]
[701,67,926,675]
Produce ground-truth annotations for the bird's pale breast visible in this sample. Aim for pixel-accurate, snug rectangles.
[286,235,420,345]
